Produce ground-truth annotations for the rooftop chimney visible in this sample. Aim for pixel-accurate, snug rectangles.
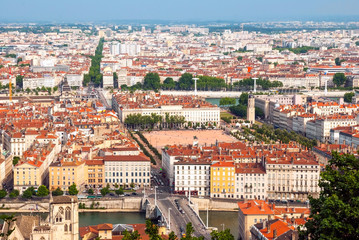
[273,229,277,238]
[267,221,271,233]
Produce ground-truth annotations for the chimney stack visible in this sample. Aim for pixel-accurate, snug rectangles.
[267,221,271,233]
[273,229,277,238]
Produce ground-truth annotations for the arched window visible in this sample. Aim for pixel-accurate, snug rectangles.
[65,207,71,220]
[64,224,68,232]
[40,237,45,240]
[69,224,72,232]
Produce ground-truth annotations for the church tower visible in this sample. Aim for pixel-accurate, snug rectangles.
[247,95,255,124]
[49,196,79,240]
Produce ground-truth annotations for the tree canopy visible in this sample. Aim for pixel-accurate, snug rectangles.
[333,73,347,87]
[177,73,194,90]
[344,92,354,103]
[68,183,79,195]
[37,185,49,197]
[300,152,359,240]
[52,187,64,196]
[143,72,161,91]
[162,77,176,90]
[219,98,236,106]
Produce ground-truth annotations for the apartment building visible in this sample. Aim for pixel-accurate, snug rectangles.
[173,158,211,196]
[49,159,86,191]
[235,163,267,200]
[14,143,56,193]
[85,159,105,188]
[210,161,236,198]
[103,154,151,187]
[238,200,275,240]
[306,115,358,142]
[265,153,320,201]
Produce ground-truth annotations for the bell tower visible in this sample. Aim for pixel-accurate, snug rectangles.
[50,196,79,240]
[247,94,255,124]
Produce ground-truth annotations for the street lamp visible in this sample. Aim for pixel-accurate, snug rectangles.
[155,186,158,206]
[221,223,225,232]
[168,208,172,230]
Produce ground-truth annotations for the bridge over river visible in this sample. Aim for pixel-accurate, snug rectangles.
[143,192,212,238]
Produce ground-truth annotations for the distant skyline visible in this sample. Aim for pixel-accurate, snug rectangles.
[1,0,359,23]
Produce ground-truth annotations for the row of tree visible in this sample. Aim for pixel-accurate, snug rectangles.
[124,113,186,129]
[121,73,283,92]
[233,78,283,90]
[83,38,104,87]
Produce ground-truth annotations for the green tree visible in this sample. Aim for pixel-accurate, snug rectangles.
[344,92,354,103]
[255,107,265,119]
[219,97,236,106]
[88,188,94,195]
[143,72,161,91]
[115,187,124,195]
[9,190,19,198]
[22,188,34,199]
[145,219,162,240]
[335,57,345,66]
[16,75,23,89]
[113,72,118,88]
[0,189,7,199]
[299,152,359,240]
[37,185,49,197]
[210,229,234,240]
[123,229,141,240]
[68,183,79,195]
[333,73,347,87]
[238,93,249,106]
[12,156,20,166]
[52,187,64,196]
[100,187,110,196]
[177,73,194,90]
[169,231,177,240]
[162,77,176,90]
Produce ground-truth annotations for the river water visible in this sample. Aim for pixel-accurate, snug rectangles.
[1,211,239,239]
[205,98,239,107]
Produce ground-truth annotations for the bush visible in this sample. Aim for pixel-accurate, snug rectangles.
[22,188,34,199]
[87,188,94,195]
[100,187,110,196]
[115,188,124,195]
[9,190,19,198]
[0,189,7,199]
[68,184,78,195]
[37,185,49,197]
[52,187,63,196]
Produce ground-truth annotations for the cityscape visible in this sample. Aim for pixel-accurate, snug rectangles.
[0,1,359,240]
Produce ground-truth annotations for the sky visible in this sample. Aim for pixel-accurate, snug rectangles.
[1,0,359,23]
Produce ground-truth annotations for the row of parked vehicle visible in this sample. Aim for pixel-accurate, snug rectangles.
[174,199,184,214]
[268,199,310,204]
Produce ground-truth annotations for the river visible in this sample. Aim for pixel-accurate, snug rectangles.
[205,98,239,107]
[0,211,239,239]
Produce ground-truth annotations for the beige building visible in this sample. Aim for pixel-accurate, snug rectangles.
[2,196,79,240]
[238,200,275,240]
[85,159,105,189]
[49,160,86,192]
[14,143,56,193]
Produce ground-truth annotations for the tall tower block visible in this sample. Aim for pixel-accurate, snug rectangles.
[247,95,255,124]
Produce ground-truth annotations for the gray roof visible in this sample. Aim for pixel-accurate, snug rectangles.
[52,195,78,204]
[13,215,40,240]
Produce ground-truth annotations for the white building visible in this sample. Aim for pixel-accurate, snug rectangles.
[265,154,320,201]
[235,163,267,200]
[103,154,151,187]
[174,159,211,196]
